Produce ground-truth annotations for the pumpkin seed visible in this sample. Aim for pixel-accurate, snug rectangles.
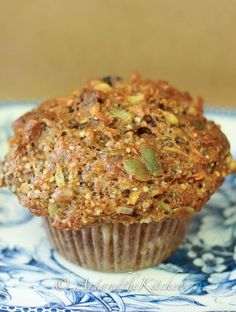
[48,202,57,218]
[123,159,152,181]
[128,93,144,105]
[111,107,132,123]
[163,111,178,125]
[55,164,65,188]
[117,206,134,215]
[142,201,151,209]
[140,216,152,223]
[141,146,160,176]
[157,200,171,212]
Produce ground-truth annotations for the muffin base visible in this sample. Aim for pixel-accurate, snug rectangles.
[43,217,189,272]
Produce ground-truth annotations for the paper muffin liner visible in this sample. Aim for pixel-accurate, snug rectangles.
[43,217,189,272]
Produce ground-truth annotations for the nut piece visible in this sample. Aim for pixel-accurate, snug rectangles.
[52,188,73,201]
[128,190,142,205]
[227,156,236,174]
[170,207,195,219]
[93,82,112,93]
[20,182,30,194]
[24,119,44,141]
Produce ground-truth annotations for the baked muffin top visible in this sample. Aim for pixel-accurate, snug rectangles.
[0,74,235,229]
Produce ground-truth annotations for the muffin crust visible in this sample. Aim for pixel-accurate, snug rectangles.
[0,74,234,229]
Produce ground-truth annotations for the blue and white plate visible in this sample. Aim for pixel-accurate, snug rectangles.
[0,102,236,312]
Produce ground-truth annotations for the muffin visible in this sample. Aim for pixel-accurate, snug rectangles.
[0,74,235,272]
